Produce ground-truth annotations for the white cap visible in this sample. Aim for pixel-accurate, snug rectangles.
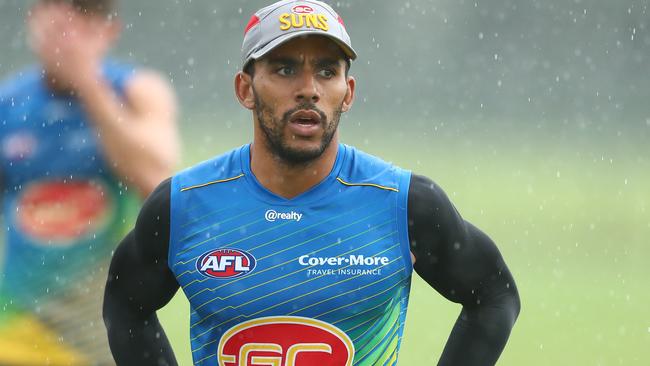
[241,0,357,68]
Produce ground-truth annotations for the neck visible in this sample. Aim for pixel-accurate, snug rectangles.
[42,69,76,95]
[250,137,339,199]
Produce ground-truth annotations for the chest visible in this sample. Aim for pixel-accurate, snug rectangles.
[1,97,107,185]
[170,193,409,332]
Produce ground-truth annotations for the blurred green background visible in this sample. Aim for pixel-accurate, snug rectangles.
[2,0,649,364]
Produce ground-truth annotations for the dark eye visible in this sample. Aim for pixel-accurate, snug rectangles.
[277,66,295,76]
[318,69,335,78]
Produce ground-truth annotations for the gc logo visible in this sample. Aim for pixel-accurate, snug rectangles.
[217,316,354,366]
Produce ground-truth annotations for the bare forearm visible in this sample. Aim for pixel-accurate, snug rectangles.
[76,75,179,197]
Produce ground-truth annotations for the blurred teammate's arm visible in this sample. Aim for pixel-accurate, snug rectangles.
[0,100,5,197]
[29,4,180,197]
[104,179,179,365]
[76,71,180,197]
[407,174,521,366]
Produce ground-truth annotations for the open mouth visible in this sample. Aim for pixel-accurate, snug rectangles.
[289,110,322,126]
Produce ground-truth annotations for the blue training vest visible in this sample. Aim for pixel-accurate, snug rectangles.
[170,143,413,366]
[0,61,138,308]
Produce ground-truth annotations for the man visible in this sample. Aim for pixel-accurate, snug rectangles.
[104,0,520,365]
[0,0,179,365]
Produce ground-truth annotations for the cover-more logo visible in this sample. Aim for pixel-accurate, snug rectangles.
[298,254,390,266]
[299,254,390,277]
[265,209,303,222]
[217,316,354,366]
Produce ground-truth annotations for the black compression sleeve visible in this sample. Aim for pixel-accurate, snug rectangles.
[407,174,521,366]
[103,178,179,366]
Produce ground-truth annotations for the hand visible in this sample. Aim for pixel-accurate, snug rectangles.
[27,2,117,90]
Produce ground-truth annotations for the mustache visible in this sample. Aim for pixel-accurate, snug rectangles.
[281,103,327,124]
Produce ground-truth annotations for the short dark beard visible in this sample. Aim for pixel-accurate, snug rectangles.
[253,87,342,166]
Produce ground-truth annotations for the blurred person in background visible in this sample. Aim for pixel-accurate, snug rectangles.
[103,0,519,365]
[0,0,179,364]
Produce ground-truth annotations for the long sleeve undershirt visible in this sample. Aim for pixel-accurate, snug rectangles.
[104,174,520,365]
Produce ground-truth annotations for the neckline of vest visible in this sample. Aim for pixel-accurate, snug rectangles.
[239,143,347,206]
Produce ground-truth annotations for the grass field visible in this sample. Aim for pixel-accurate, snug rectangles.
[158,122,650,365]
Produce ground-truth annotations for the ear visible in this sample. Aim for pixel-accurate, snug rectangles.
[26,4,44,52]
[27,2,42,20]
[235,71,255,110]
[341,76,355,113]
[105,18,122,43]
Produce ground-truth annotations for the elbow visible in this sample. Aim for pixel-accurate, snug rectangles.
[480,289,521,342]
[512,289,521,319]
[501,284,521,331]
[138,155,178,198]
[102,278,119,333]
[133,165,174,198]
[128,143,179,198]
[137,177,166,199]
[474,282,521,333]
[497,267,521,327]
[512,289,522,326]
[102,272,134,336]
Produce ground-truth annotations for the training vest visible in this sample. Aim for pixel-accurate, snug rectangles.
[0,61,138,307]
[170,144,413,366]
[0,61,139,365]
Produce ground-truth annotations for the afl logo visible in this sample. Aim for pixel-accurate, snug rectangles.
[292,4,314,14]
[2,132,37,160]
[196,248,256,279]
[217,316,354,366]
[17,180,113,245]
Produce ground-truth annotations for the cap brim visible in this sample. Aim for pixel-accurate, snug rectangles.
[246,30,357,67]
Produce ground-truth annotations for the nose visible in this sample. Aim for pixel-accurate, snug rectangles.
[294,73,320,104]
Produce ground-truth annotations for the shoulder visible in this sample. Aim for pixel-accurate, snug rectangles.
[102,59,175,105]
[121,69,177,117]
[125,69,174,96]
[123,69,176,106]
[338,144,411,192]
[135,178,171,241]
[172,146,246,193]
[101,59,136,87]
[407,174,467,252]
[407,173,465,239]
[139,178,172,221]
[0,66,41,102]
[408,173,461,217]
[409,174,454,206]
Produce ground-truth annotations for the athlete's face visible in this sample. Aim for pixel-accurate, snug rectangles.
[236,36,355,164]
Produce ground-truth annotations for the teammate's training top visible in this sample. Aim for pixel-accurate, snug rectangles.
[170,143,413,366]
[0,61,138,365]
